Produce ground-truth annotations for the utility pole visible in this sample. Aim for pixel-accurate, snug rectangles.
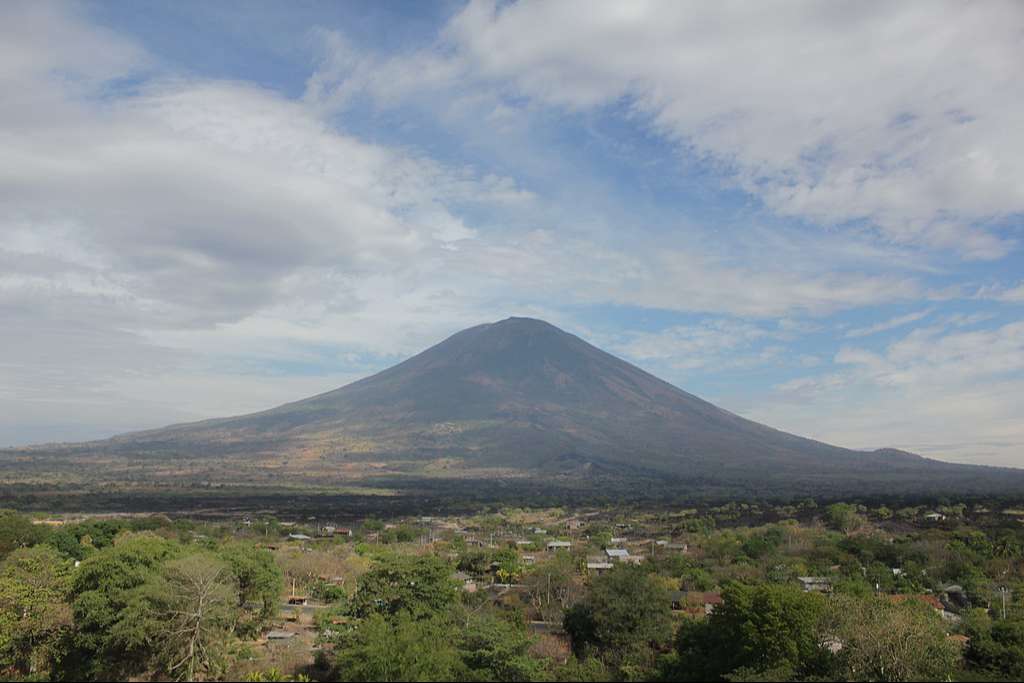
[999,586,1008,620]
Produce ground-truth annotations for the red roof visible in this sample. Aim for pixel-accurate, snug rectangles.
[889,594,943,611]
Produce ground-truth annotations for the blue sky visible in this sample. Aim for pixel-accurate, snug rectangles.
[1,1,1022,466]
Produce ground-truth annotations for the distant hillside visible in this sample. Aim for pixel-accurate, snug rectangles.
[5,317,1024,499]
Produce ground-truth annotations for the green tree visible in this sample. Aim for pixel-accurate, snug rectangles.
[67,532,180,679]
[459,612,545,681]
[964,609,1024,679]
[0,545,73,677]
[550,656,610,682]
[825,503,865,534]
[333,612,461,681]
[673,582,829,681]
[349,555,458,620]
[0,510,49,558]
[458,549,491,575]
[563,565,671,677]
[221,543,283,625]
[493,547,524,584]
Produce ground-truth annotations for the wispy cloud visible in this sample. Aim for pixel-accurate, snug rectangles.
[313,0,1023,259]
[844,309,933,338]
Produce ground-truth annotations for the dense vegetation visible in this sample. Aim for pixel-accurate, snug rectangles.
[1,499,1023,681]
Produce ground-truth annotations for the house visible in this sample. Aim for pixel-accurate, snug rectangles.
[666,542,688,552]
[889,594,944,611]
[701,592,724,614]
[889,593,961,622]
[287,533,312,541]
[797,576,833,593]
[485,583,529,609]
[942,585,970,610]
[669,591,723,615]
[286,595,308,606]
[605,548,630,561]
[586,561,614,574]
[316,575,345,586]
[530,527,548,535]
[453,571,477,593]
[522,554,537,565]
[547,540,572,551]
[566,519,583,531]
[924,512,947,522]
[610,536,628,544]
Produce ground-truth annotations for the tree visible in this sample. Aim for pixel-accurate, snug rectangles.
[333,612,461,681]
[550,656,610,682]
[151,554,240,681]
[459,612,545,681]
[823,595,958,681]
[0,545,73,677]
[221,543,283,626]
[524,552,582,623]
[825,503,865,534]
[349,555,458,620]
[673,582,829,681]
[563,565,671,677]
[67,532,181,679]
[964,608,1024,679]
[0,510,49,559]
[493,547,524,585]
[458,549,491,575]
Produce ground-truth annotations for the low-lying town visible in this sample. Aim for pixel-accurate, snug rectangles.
[2,499,1023,681]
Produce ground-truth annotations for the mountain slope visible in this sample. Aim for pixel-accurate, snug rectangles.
[9,317,1024,496]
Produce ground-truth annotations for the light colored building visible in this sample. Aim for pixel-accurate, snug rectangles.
[605,548,630,561]
[797,576,832,593]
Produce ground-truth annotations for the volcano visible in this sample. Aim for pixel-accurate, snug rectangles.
[9,317,1024,497]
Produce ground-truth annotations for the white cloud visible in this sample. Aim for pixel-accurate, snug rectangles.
[844,308,933,338]
[608,319,772,371]
[323,0,1024,259]
[995,284,1024,303]
[761,319,1024,465]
